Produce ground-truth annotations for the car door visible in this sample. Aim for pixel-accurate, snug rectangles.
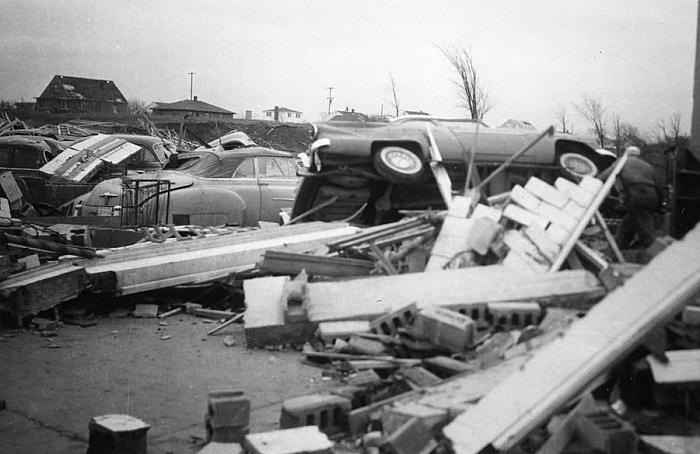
[230,156,262,224]
[256,156,299,222]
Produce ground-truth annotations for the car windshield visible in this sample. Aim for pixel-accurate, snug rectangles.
[176,152,247,178]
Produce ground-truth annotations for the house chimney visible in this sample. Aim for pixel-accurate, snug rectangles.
[274,106,279,121]
[193,96,198,102]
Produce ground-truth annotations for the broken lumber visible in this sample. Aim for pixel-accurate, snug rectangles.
[306,266,603,323]
[259,250,374,277]
[442,221,700,454]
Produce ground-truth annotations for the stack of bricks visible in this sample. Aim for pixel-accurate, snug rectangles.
[206,390,250,443]
[501,175,603,271]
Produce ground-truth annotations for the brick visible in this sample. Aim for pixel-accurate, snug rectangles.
[280,394,351,436]
[524,177,568,208]
[575,409,638,454]
[370,303,418,336]
[381,417,438,454]
[132,304,159,318]
[682,306,700,325]
[413,306,475,352]
[243,426,333,454]
[534,201,578,232]
[510,184,542,212]
[317,321,371,342]
[422,356,476,378]
[555,177,594,207]
[486,302,542,329]
[503,204,549,229]
[87,414,150,454]
[397,366,442,388]
[579,175,603,194]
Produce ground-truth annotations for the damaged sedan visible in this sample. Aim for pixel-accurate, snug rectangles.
[292,117,616,224]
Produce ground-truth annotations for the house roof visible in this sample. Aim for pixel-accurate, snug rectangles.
[38,75,127,103]
[151,99,234,115]
[262,106,302,114]
[322,110,370,122]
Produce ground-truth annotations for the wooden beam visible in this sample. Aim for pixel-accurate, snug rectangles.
[443,221,700,454]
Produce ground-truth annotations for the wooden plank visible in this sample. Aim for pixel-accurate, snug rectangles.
[442,221,700,454]
[306,267,603,323]
[647,350,700,384]
[425,196,472,271]
[259,250,374,277]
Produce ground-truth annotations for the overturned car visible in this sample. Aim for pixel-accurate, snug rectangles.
[292,117,616,224]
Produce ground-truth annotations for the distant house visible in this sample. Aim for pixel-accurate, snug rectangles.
[262,106,304,123]
[36,75,128,115]
[322,108,370,122]
[499,119,537,131]
[401,110,431,116]
[150,97,235,121]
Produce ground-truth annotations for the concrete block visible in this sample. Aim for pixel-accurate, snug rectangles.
[206,390,250,443]
[317,321,371,342]
[381,417,438,454]
[579,175,603,194]
[682,306,700,325]
[397,366,441,388]
[503,204,549,229]
[535,201,578,232]
[486,302,542,329]
[87,414,150,454]
[449,303,488,325]
[132,304,159,318]
[280,394,351,436]
[345,369,382,387]
[471,203,502,222]
[0,197,10,218]
[575,409,638,454]
[564,199,587,220]
[198,442,244,454]
[503,229,549,266]
[422,356,475,378]
[382,402,450,437]
[524,177,568,208]
[546,223,570,246]
[524,225,561,263]
[413,306,475,352]
[243,426,333,454]
[465,217,500,255]
[555,177,594,207]
[510,184,542,212]
[370,303,418,336]
[330,385,370,409]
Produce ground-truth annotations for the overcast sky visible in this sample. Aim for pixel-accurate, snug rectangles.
[1,0,696,136]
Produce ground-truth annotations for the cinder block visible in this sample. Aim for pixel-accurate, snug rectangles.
[579,175,603,194]
[465,217,500,255]
[17,254,40,270]
[503,204,549,229]
[345,369,382,387]
[535,201,578,232]
[510,185,542,212]
[317,321,371,342]
[330,385,370,409]
[450,303,488,325]
[564,199,587,220]
[575,409,638,454]
[87,414,150,454]
[206,390,250,443]
[503,230,549,266]
[523,225,561,263]
[348,335,388,355]
[546,223,570,246]
[555,177,594,207]
[280,394,351,436]
[486,302,542,329]
[370,303,418,336]
[382,402,449,436]
[381,417,438,454]
[132,304,159,318]
[243,426,333,454]
[524,177,568,208]
[471,203,502,222]
[0,197,10,218]
[682,306,700,325]
[413,306,475,352]
[422,355,476,378]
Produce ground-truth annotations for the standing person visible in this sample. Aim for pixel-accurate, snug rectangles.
[598,146,661,249]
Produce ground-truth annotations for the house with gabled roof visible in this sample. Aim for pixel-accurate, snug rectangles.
[150,97,235,121]
[261,106,304,123]
[36,75,128,115]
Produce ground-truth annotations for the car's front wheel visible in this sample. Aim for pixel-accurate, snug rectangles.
[373,146,424,183]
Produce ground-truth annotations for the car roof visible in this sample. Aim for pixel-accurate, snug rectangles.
[214,147,294,160]
[0,135,53,150]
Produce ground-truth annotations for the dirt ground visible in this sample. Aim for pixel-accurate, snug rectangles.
[0,314,331,454]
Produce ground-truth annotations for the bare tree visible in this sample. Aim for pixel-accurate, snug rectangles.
[574,95,607,147]
[655,111,682,146]
[553,103,570,133]
[127,98,148,118]
[387,74,401,117]
[438,45,491,120]
[610,113,644,154]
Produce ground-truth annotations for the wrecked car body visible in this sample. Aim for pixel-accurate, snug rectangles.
[292,117,616,224]
[77,148,299,227]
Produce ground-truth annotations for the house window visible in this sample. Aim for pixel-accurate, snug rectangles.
[295,113,300,118]
[265,111,272,117]
[287,112,291,118]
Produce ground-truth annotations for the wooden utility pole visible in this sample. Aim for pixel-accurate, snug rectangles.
[326,87,334,114]
[187,72,196,100]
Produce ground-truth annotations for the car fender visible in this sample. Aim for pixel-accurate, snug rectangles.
[168,186,249,226]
